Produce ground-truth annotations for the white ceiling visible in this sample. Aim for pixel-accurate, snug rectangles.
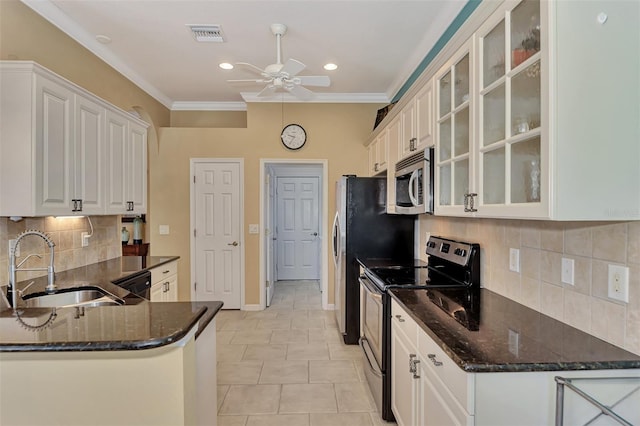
[22,0,467,110]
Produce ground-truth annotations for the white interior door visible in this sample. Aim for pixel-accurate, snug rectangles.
[276,176,320,280]
[193,161,242,308]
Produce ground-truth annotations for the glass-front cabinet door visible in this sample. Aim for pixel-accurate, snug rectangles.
[476,0,547,217]
[435,41,473,215]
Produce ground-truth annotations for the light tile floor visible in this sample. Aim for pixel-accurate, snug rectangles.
[216,281,393,426]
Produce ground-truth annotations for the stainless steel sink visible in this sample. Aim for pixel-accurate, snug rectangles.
[22,286,124,308]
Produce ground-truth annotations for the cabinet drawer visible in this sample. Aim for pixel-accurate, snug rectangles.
[391,299,417,342]
[151,260,178,285]
[418,328,474,415]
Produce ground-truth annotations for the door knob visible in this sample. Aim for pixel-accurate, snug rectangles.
[311,232,318,236]
[228,241,238,246]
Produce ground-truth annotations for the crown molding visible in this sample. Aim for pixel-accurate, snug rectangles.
[171,102,247,111]
[240,92,389,104]
[21,0,174,109]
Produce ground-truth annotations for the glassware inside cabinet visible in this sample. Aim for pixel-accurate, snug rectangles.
[511,60,541,136]
[439,164,451,206]
[483,19,505,87]
[482,147,506,204]
[511,136,541,203]
[511,0,540,69]
[439,118,452,161]
[454,160,470,205]
[483,84,506,145]
[439,71,452,117]
[454,54,470,107]
[454,108,470,156]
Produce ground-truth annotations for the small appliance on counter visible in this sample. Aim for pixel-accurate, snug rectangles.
[332,175,415,345]
[359,235,480,421]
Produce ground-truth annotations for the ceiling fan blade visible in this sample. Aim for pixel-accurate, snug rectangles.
[286,84,315,101]
[235,62,268,75]
[296,75,331,87]
[257,85,277,97]
[227,79,267,86]
[280,58,306,77]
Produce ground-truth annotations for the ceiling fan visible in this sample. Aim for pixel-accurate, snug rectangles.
[227,23,330,101]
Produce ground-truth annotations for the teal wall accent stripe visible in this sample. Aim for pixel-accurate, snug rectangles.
[391,0,483,103]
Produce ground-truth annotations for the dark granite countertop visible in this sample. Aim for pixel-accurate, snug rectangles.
[0,256,224,352]
[390,287,640,373]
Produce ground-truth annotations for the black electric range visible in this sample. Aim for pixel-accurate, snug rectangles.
[359,236,481,422]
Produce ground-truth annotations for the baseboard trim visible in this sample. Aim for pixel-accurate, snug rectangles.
[242,304,261,311]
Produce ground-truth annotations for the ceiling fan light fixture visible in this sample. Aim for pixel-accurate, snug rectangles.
[323,63,338,71]
[219,62,234,70]
[187,24,225,42]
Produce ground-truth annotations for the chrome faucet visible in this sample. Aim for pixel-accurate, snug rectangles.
[8,230,56,309]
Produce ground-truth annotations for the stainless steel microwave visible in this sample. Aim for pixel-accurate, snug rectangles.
[395,147,434,215]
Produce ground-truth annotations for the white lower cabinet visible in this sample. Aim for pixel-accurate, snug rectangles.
[390,299,640,426]
[150,260,178,302]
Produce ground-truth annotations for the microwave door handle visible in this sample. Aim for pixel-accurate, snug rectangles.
[408,169,420,206]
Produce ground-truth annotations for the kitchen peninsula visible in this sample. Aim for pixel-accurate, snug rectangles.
[0,256,223,426]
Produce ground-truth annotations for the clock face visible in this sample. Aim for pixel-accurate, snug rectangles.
[281,124,307,150]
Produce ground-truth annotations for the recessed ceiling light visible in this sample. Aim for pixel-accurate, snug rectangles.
[95,34,112,44]
[324,63,338,71]
[219,62,234,70]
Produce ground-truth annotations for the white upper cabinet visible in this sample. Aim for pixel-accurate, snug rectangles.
[399,80,435,161]
[368,131,388,176]
[434,0,639,220]
[0,61,148,217]
[435,40,474,216]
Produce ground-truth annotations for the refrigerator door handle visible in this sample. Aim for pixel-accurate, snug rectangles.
[332,211,340,265]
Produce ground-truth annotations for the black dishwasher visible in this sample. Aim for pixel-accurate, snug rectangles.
[112,271,151,299]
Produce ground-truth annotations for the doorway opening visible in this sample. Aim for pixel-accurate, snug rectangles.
[260,159,328,310]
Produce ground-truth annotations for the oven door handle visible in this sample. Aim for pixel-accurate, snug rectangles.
[359,337,383,378]
[359,275,384,302]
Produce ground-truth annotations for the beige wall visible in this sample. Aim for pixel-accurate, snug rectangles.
[0,0,170,129]
[419,216,640,356]
[170,110,247,128]
[151,102,380,304]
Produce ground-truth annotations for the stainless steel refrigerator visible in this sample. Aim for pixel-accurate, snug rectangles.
[332,175,415,344]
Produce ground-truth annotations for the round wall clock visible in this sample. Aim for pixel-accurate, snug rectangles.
[281,124,307,150]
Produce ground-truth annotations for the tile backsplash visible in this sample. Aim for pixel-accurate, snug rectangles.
[420,216,640,356]
[0,216,121,287]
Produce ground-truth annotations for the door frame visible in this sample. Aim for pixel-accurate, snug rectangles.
[260,159,329,310]
[189,158,245,307]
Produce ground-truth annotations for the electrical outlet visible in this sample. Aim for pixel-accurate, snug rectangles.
[561,258,574,285]
[508,329,520,356]
[249,224,259,234]
[509,248,520,272]
[8,239,19,257]
[81,232,90,247]
[608,264,629,303]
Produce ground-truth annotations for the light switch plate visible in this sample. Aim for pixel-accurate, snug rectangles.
[249,224,259,234]
[509,248,520,273]
[159,225,170,235]
[608,264,629,303]
[561,258,574,285]
[508,329,519,356]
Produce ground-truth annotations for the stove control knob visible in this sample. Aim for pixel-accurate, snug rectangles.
[454,248,467,257]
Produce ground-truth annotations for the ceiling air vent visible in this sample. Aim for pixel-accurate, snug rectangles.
[187,24,225,42]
